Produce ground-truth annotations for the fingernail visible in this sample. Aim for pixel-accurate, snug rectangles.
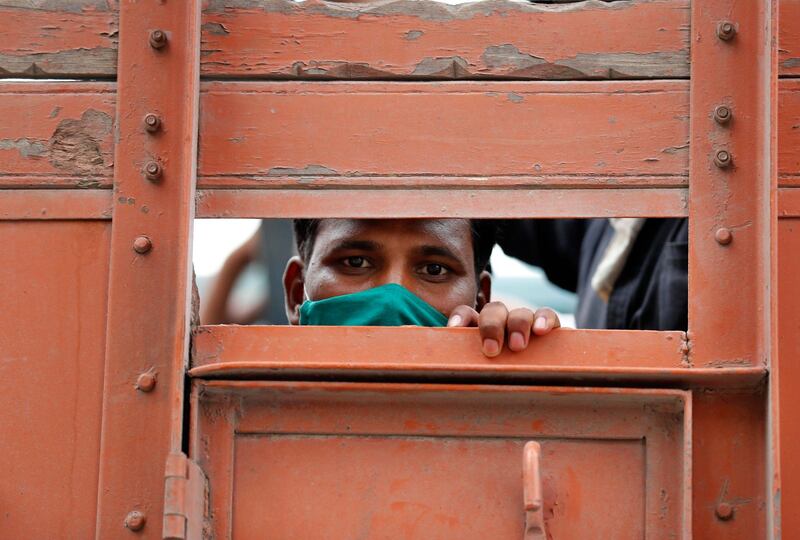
[483,338,500,356]
[534,317,547,331]
[447,314,462,327]
[509,332,525,351]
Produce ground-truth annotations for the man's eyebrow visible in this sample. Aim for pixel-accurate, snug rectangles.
[327,239,382,252]
[416,245,463,262]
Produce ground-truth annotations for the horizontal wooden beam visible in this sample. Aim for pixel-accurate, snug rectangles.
[1,80,798,196]
[200,80,691,178]
[195,186,688,218]
[2,0,798,80]
[191,325,764,387]
[781,0,800,77]
[0,189,112,220]
[200,0,690,80]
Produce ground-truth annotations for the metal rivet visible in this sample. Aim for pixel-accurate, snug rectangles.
[713,105,732,125]
[144,161,163,182]
[143,113,161,133]
[715,227,733,246]
[133,236,152,254]
[714,149,732,169]
[149,29,168,49]
[124,510,146,531]
[136,372,157,392]
[715,502,734,521]
[717,21,737,41]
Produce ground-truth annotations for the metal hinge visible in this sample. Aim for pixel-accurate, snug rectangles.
[163,452,208,540]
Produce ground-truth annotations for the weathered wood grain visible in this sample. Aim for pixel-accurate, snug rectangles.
[200,80,691,177]
[1,79,798,190]
[200,0,690,80]
[2,0,798,79]
[781,0,800,77]
[0,1,118,78]
[780,79,800,186]
[0,83,115,186]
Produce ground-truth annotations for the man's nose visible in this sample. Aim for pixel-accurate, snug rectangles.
[379,264,412,289]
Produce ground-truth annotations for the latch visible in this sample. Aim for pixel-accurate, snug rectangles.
[523,441,547,540]
[163,452,207,540]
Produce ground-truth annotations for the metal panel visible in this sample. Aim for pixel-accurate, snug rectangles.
[687,1,777,367]
[0,221,110,538]
[778,218,800,536]
[96,1,201,538]
[191,381,691,539]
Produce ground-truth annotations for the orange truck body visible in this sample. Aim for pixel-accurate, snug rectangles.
[0,0,798,538]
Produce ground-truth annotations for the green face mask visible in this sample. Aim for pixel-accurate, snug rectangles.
[299,283,449,327]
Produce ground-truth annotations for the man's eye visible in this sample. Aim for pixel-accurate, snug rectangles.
[422,263,448,276]
[343,256,370,268]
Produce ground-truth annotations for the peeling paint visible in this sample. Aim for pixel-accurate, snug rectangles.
[0,138,47,158]
[482,44,546,71]
[267,164,338,176]
[412,56,469,77]
[48,109,113,175]
[49,106,61,118]
[404,30,424,41]
[203,22,230,36]
[507,92,523,103]
[661,143,689,154]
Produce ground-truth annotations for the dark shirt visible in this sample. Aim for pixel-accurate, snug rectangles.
[497,219,688,331]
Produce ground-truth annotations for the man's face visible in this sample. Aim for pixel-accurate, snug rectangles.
[283,219,490,324]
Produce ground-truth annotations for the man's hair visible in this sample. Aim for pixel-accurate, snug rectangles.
[293,219,496,278]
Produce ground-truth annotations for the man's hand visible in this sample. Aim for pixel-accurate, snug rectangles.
[447,302,561,358]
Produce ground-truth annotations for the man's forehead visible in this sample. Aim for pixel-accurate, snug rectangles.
[315,219,472,251]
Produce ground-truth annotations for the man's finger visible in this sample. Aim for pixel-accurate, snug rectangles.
[507,308,535,351]
[447,305,479,328]
[478,301,509,357]
[532,308,561,336]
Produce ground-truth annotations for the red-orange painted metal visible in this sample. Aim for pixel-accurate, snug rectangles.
[192,381,691,539]
[96,1,201,538]
[0,0,792,538]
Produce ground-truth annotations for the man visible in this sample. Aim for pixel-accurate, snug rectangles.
[284,218,560,357]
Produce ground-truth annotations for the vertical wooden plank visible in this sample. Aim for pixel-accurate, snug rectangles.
[96,1,201,538]
[778,218,800,537]
[688,0,778,536]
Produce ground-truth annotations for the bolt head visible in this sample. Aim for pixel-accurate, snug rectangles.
[715,502,734,521]
[144,161,162,181]
[125,510,146,531]
[713,105,732,125]
[715,227,733,246]
[136,372,157,392]
[717,21,737,41]
[143,113,161,133]
[133,236,152,254]
[149,29,167,49]
[714,150,732,169]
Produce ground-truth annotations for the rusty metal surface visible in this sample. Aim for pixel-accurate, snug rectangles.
[191,381,691,539]
[0,221,110,538]
[95,1,201,537]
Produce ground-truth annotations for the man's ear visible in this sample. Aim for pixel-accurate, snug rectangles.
[475,270,492,311]
[283,256,306,325]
